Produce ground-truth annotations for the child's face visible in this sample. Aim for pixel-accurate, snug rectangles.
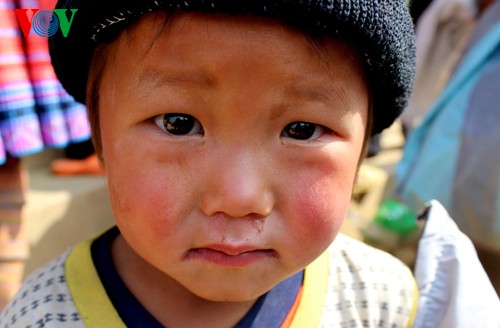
[99,13,369,302]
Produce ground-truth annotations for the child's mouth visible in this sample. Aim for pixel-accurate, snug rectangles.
[184,247,278,267]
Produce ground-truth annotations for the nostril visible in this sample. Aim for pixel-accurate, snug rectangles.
[210,211,268,221]
[200,185,275,218]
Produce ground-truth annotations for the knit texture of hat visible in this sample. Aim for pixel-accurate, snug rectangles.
[49,0,416,134]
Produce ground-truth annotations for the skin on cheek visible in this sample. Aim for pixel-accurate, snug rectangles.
[107,164,177,238]
[278,144,360,253]
[291,181,348,247]
[102,119,198,245]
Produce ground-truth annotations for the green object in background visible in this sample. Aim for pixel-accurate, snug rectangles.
[374,199,418,237]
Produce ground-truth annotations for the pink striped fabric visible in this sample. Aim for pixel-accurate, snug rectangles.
[0,0,91,165]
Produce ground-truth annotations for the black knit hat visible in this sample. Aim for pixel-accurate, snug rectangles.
[49,0,416,134]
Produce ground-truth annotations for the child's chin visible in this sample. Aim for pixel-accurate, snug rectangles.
[187,284,268,303]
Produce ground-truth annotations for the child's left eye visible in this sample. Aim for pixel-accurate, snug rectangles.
[153,114,204,136]
[281,121,326,140]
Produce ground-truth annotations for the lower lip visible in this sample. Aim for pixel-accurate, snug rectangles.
[186,248,276,267]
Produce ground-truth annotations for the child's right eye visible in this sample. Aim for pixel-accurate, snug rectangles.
[153,114,204,136]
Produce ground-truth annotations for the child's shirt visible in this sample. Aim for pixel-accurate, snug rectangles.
[0,229,417,328]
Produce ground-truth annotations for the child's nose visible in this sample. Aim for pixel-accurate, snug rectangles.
[200,151,274,219]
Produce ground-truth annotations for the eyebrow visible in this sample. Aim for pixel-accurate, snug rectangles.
[134,67,355,117]
[134,67,214,97]
[283,84,351,114]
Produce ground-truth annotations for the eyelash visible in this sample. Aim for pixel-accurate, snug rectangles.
[152,114,328,141]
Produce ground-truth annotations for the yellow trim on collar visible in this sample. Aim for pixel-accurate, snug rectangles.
[65,236,330,327]
[65,239,126,328]
[289,251,329,328]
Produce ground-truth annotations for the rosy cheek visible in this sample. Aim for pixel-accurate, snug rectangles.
[282,146,358,238]
[290,182,347,248]
[137,186,177,231]
[299,193,343,234]
[109,169,174,232]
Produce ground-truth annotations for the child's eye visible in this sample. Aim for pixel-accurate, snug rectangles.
[281,122,325,140]
[153,114,204,136]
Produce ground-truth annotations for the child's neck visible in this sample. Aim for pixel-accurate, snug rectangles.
[111,235,257,328]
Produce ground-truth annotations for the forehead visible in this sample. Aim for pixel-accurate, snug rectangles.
[109,11,364,73]
[97,12,370,130]
[95,14,371,129]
